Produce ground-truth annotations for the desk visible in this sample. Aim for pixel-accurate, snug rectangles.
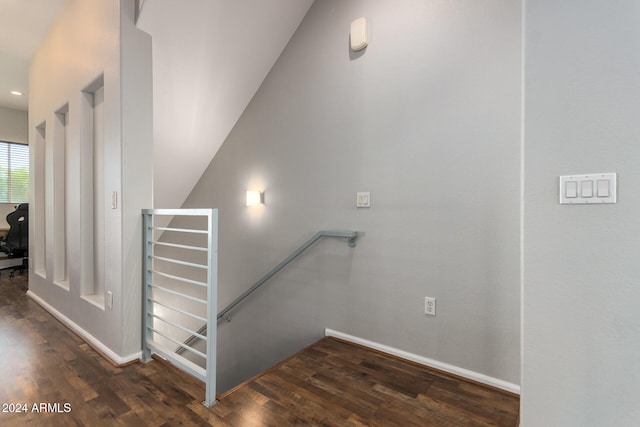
[0,255,22,269]
[0,228,7,239]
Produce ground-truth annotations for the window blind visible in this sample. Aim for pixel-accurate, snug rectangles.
[0,141,29,203]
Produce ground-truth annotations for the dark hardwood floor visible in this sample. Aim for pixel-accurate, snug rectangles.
[209,338,519,427]
[0,272,519,426]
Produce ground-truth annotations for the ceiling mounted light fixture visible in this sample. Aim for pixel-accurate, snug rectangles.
[10,91,23,96]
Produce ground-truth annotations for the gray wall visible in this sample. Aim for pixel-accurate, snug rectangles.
[0,106,27,144]
[522,0,640,425]
[184,0,521,392]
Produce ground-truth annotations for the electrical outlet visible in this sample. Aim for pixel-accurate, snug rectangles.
[424,297,436,316]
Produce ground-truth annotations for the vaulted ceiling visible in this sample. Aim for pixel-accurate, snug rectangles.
[137,0,314,209]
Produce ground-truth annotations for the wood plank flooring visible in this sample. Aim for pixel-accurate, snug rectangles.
[0,273,519,426]
[208,338,519,427]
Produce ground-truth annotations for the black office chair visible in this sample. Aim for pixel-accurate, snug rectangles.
[0,203,28,277]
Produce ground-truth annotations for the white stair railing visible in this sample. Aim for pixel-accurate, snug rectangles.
[141,208,218,407]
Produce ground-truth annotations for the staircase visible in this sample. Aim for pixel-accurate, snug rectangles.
[210,337,520,426]
[142,208,357,406]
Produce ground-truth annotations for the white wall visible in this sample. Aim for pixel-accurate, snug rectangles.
[0,107,28,228]
[28,0,152,361]
[184,0,521,392]
[522,0,640,425]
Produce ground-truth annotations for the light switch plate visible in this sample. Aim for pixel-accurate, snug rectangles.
[559,173,616,204]
[356,192,370,208]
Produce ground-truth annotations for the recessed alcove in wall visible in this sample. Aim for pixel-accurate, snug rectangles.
[53,104,69,290]
[34,122,46,278]
[80,76,106,308]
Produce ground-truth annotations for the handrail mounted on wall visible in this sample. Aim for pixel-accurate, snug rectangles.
[177,230,357,355]
[218,230,357,322]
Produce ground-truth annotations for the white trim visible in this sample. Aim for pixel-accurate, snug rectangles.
[520,0,527,404]
[27,290,141,365]
[53,279,70,291]
[325,328,520,395]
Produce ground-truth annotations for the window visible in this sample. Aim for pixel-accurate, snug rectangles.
[0,141,29,203]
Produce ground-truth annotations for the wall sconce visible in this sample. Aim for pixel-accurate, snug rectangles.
[246,190,264,206]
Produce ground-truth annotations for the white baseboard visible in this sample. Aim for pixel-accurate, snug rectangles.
[324,328,520,395]
[27,290,141,366]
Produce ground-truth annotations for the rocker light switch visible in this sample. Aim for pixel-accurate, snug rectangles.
[565,181,578,198]
[597,180,610,197]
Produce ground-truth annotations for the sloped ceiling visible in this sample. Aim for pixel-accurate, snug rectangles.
[137,0,314,209]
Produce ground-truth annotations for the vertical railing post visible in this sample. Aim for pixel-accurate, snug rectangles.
[141,211,153,362]
[204,209,218,406]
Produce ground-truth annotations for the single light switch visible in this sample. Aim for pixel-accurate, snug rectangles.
[565,181,578,198]
[597,180,610,197]
[356,192,370,208]
[581,180,593,198]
